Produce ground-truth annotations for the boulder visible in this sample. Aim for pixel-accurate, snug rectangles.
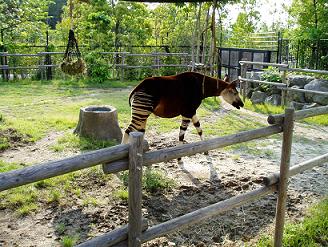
[251,91,267,104]
[288,75,315,88]
[304,79,328,105]
[246,71,263,80]
[287,85,306,103]
[265,94,281,106]
[289,101,306,110]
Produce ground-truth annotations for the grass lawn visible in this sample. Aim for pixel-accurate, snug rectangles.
[0,79,327,245]
[256,198,328,247]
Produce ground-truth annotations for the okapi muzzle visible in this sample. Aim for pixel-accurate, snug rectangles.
[232,98,244,109]
[220,80,244,110]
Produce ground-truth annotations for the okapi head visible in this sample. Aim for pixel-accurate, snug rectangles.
[220,74,244,109]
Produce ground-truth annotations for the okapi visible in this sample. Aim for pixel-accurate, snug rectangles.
[122,71,244,145]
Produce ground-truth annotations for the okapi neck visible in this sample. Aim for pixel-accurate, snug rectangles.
[203,77,227,98]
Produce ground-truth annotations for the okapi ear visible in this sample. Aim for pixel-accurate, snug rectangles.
[231,79,240,86]
[223,74,230,82]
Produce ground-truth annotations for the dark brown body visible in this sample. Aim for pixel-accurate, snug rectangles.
[122,72,244,144]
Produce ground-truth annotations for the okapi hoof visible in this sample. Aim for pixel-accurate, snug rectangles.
[177,157,183,164]
[204,151,209,155]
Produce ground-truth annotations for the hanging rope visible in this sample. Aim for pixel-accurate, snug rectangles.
[61,0,86,75]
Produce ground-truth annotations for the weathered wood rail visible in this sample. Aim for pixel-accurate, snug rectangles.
[239,61,328,105]
[0,51,190,81]
[0,106,328,247]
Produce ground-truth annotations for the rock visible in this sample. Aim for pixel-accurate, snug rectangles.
[265,94,281,106]
[304,79,328,105]
[289,101,306,110]
[246,71,263,80]
[288,75,315,88]
[250,91,267,104]
[287,86,306,103]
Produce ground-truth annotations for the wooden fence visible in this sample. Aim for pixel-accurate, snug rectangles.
[239,61,328,105]
[0,105,328,246]
[0,51,190,81]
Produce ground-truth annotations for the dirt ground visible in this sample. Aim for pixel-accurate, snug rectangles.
[0,103,328,247]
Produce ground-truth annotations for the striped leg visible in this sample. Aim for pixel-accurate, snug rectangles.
[177,117,191,163]
[122,91,155,144]
[192,115,208,154]
[192,115,203,140]
[179,117,191,144]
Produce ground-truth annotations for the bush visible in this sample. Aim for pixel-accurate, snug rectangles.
[84,50,111,83]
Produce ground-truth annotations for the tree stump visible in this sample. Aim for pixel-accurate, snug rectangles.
[74,105,122,142]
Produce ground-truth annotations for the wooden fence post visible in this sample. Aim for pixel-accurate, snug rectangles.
[274,108,294,247]
[281,69,288,106]
[121,53,125,81]
[128,132,144,247]
[240,63,247,102]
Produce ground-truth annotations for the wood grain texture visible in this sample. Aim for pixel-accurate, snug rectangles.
[0,144,129,192]
[274,108,294,247]
[267,105,328,125]
[128,132,144,247]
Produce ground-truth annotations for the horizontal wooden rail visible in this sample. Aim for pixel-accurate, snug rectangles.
[283,86,328,96]
[238,77,287,88]
[76,219,148,247]
[141,184,277,243]
[103,125,282,174]
[0,144,129,192]
[288,67,328,75]
[0,53,41,57]
[239,61,288,68]
[267,105,328,125]
[263,153,328,186]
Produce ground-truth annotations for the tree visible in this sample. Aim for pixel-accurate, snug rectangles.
[225,0,260,48]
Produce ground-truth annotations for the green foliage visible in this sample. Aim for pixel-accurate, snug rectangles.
[52,132,118,152]
[84,50,111,83]
[261,67,282,83]
[256,198,328,247]
[60,235,79,247]
[118,169,175,193]
[113,188,129,201]
[244,99,285,115]
[143,169,175,192]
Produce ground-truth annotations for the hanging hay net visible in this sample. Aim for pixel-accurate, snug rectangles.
[61,29,86,75]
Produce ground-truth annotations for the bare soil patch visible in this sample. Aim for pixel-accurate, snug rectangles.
[0,106,328,247]
[0,128,32,152]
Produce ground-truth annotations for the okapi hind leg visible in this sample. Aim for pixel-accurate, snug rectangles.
[122,91,154,144]
[192,115,208,155]
[177,117,191,163]
[179,117,191,144]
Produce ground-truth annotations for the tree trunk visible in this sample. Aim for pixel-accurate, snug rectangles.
[74,105,122,142]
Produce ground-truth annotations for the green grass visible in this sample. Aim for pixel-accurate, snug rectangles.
[0,79,135,147]
[60,235,79,247]
[51,132,118,152]
[143,169,175,192]
[244,99,328,126]
[303,114,328,126]
[256,198,328,247]
[118,169,175,193]
[113,188,129,201]
[244,99,285,115]
[0,160,112,215]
